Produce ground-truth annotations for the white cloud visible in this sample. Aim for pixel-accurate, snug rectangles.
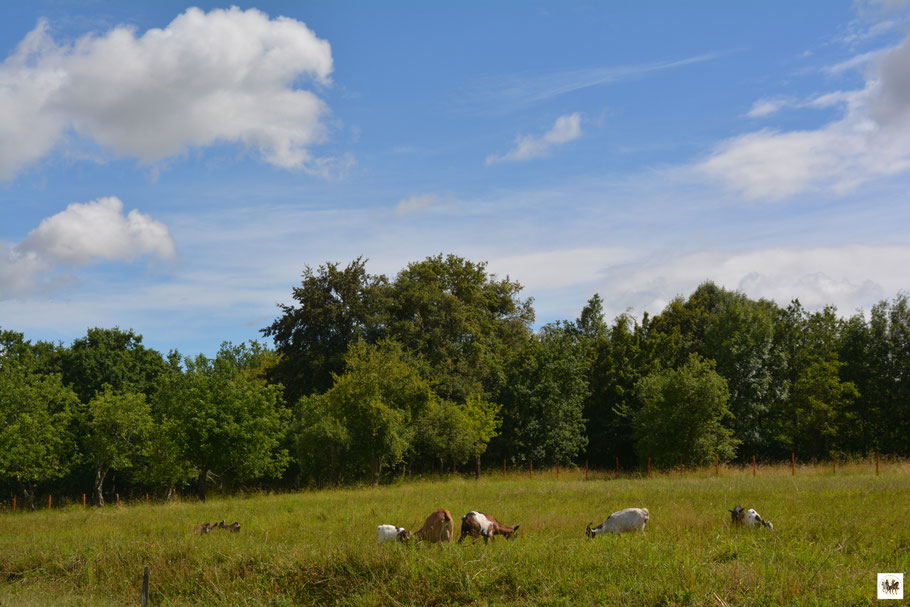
[1,197,176,298]
[395,193,439,216]
[700,31,910,200]
[746,97,795,118]
[486,113,582,165]
[0,7,335,179]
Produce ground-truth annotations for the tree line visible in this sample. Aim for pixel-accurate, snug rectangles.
[1,254,907,505]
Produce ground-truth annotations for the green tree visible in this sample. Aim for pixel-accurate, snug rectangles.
[82,387,154,505]
[496,322,589,465]
[634,354,738,468]
[0,358,79,508]
[772,302,858,458]
[262,258,389,403]
[298,340,433,486]
[388,254,534,403]
[155,343,290,501]
[414,394,501,477]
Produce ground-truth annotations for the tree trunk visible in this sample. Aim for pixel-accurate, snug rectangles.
[371,456,381,487]
[94,467,108,506]
[22,485,37,511]
[196,468,208,502]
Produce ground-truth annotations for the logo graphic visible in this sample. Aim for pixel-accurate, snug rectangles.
[878,573,903,600]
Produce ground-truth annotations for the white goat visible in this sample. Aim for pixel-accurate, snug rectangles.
[586,507,650,537]
[745,508,773,531]
[377,524,411,543]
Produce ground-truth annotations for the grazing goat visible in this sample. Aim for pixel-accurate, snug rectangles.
[586,507,649,538]
[193,522,214,534]
[729,505,746,526]
[745,508,773,531]
[377,524,411,543]
[458,511,520,544]
[414,509,454,543]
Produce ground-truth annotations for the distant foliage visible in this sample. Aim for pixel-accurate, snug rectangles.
[1,260,908,497]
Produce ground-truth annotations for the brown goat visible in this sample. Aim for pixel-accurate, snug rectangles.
[193,522,214,534]
[414,509,454,543]
[458,511,519,544]
[216,520,241,532]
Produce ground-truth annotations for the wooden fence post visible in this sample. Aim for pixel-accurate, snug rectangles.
[146,492,149,504]
[503,458,506,476]
[83,493,86,507]
[792,452,795,476]
[141,566,150,607]
[48,494,52,510]
[752,455,756,476]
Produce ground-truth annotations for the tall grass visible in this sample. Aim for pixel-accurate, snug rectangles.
[2,463,908,606]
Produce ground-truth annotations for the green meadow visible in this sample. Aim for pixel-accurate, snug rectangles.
[1,463,908,606]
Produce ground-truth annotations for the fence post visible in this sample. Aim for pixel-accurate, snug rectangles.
[141,566,150,607]
[48,494,52,510]
[616,457,620,474]
[752,455,756,477]
[792,452,795,475]
[876,449,880,476]
[146,492,149,504]
[83,493,86,507]
[503,458,506,476]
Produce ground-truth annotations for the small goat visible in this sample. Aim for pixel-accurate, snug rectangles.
[377,524,411,544]
[192,522,214,534]
[458,511,519,544]
[414,509,454,543]
[729,505,772,530]
[586,507,649,537]
[745,508,773,531]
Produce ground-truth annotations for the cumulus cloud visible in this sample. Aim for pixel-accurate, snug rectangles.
[0,7,335,179]
[0,197,176,298]
[486,113,582,164]
[700,31,910,200]
[597,245,908,319]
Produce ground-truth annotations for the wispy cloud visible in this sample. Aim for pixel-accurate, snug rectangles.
[394,193,439,216]
[700,31,910,200]
[486,113,582,165]
[465,52,724,112]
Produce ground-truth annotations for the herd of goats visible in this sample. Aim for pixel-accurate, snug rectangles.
[191,505,773,543]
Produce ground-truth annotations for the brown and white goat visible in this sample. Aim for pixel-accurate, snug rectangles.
[458,511,520,544]
[414,509,454,543]
[192,522,214,534]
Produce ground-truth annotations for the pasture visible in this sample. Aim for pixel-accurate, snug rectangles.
[1,462,908,606]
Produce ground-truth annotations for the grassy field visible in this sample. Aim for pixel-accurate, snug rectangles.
[1,462,908,606]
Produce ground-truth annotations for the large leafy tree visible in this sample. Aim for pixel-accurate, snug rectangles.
[262,258,389,403]
[388,254,534,403]
[82,387,153,505]
[771,302,857,458]
[297,340,433,486]
[155,343,290,501]
[414,394,501,477]
[0,351,79,507]
[495,322,589,465]
[841,295,910,455]
[634,354,739,468]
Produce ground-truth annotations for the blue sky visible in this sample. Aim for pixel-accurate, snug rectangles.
[2,1,910,357]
